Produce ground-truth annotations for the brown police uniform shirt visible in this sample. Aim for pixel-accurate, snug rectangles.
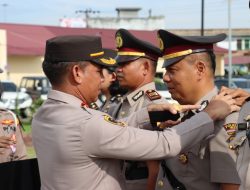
[233,101,250,190]
[0,109,27,163]
[32,89,215,190]
[156,87,240,190]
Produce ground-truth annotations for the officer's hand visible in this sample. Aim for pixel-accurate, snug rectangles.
[0,136,15,154]
[204,92,240,121]
[158,119,181,129]
[147,103,200,114]
[220,86,250,106]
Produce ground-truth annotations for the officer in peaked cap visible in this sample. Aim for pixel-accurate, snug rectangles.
[155,30,241,190]
[158,29,226,70]
[114,28,171,190]
[32,34,238,190]
[89,48,118,110]
[115,28,160,64]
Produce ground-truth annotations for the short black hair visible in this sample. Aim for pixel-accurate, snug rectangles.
[42,61,88,86]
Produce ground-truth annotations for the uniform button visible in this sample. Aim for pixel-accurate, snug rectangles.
[178,153,188,164]
[157,180,164,187]
[121,111,125,116]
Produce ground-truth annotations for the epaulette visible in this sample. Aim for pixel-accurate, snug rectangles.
[89,102,99,110]
[145,89,161,101]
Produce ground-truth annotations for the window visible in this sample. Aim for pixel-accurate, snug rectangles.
[245,39,250,50]
[237,39,242,50]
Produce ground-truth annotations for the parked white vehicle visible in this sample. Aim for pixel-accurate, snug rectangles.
[0,80,33,117]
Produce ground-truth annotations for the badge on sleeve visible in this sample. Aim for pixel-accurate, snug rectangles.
[145,89,161,101]
[104,115,125,127]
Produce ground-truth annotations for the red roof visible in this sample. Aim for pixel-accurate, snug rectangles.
[0,23,228,56]
[0,23,158,56]
[225,56,250,64]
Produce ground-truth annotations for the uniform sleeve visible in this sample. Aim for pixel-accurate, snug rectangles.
[209,111,241,184]
[83,112,214,160]
[119,107,150,128]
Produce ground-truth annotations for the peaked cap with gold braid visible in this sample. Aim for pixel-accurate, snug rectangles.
[115,28,161,64]
[44,35,116,67]
[157,30,227,68]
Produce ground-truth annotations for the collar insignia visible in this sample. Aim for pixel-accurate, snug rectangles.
[90,102,99,110]
[132,90,144,102]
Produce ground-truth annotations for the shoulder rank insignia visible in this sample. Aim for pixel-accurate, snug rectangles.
[90,102,99,110]
[132,90,144,102]
[145,89,161,101]
[224,123,237,142]
[104,115,125,127]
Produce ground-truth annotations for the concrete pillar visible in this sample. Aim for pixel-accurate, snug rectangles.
[0,29,8,80]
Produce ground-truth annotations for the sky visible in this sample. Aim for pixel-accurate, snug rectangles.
[0,0,249,29]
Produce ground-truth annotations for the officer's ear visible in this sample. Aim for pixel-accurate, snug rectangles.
[195,61,206,79]
[111,72,117,82]
[71,64,84,84]
[142,58,150,75]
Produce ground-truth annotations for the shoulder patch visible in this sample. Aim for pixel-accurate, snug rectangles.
[145,89,161,101]
[104,115,125,127]
[132,90,144,102]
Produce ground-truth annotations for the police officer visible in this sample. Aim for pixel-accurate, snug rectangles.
[89,48,118,111]
[32,35,239,190]
[112,28,170,190]
[0,68,27,163]
[98,48,127,113]
[156,29,241,190]
[228,99,250,190]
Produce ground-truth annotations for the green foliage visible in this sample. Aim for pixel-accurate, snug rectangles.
[29,98,44,116]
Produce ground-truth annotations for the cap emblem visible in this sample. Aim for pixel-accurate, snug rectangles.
[116,33,123,48]
[158,37,164,51]
[100,58,116,65]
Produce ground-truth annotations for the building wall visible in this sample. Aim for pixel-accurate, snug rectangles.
[0,55,44,85]
[88,16,165,30]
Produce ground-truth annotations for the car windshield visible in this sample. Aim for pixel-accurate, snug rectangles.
[1,82,17,92]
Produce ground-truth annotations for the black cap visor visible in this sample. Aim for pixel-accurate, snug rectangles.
[115,55,141,65]
[162,56,186,68]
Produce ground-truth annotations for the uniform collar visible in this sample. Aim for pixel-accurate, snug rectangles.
[126,82,156,106]
[48,90,83,108]
[196,87,218,105]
